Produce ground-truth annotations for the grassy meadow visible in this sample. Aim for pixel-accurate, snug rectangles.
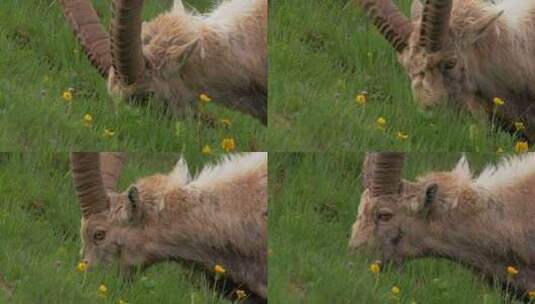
[268,0,525,152]
[0,0,265,152]
[268,152,523,304]
[0,152,242,304]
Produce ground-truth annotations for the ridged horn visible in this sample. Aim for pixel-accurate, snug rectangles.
[110,0,145,85]
[367,152,405,198]
[59,0,112,77]
[418,0,453,52]
[359,0,413,52]
[70,152,109,218]
[100,152,127,193]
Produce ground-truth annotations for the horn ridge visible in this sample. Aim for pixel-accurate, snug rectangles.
[418,0,453,52]
[70,152,109,218]
[368,152,405,198]
[100,152,127,193]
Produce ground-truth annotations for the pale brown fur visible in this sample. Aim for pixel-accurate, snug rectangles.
[80,153,267,300]
[349,154,535,297]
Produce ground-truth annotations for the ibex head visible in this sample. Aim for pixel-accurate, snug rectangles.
[349,153,476,263]
[360,0,502,109]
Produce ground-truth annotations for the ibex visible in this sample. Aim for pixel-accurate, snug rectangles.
[358,0,535,140]
[60,0,267,124]
[70,152,267,303]
[349,152,535,299]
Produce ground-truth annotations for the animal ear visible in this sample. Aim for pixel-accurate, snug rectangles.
[452,155,472,181]
[461,10,503,46]
[410,0,423,21]
[424,183,438,208]
[168,39,200,70]
[126,186,143,224]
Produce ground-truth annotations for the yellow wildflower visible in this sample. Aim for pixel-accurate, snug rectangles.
[98,284,108,297]
[235,289,247,300]
[118,300,128,304]
[62,91,73,102]
[369,262,381,274]
[515,121,525,132]
[76,261,87,272]
[396,132,409,141]
[376,117,386,129]
[507,266,519,276]
[199,93,212,104]
[220,118,232,128]
[493,97,505,106]
[214,264,226,275]
[202,144,213,155]
[391,286,400,295]
[515,141,529,153]
[528,290,535,299]
[496,147,504,154]
[221,138,236,152]
[103,128,115,139]
[355,91,368,106]
[83,113,93,127]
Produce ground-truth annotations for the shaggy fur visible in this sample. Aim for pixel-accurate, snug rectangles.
[79,153,267,301]
[107,0,267,123]
[349,153,535,298]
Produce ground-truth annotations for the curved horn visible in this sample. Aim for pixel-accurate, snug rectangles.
[70,153,109,218]
[59,0,112,77]
[418,0,453,52]
[100,152,127,193]
[110,0,145,85]
[368,152,405,198]
[359,0,413,52]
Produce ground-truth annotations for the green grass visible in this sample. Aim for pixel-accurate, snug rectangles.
[0,152,240,304]
[0,0,265,152]
[268,0,523,152]
[268,152,522,303]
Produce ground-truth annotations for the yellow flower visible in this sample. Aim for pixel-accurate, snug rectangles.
[515,121,525,132]
[391,286,400,295]
[221,138,236,152]
[376,117,386,129]
[199,93,212,104]
[214,264,226,275]
[220,118,232,128]
[202,144,213,155]
[496,147,504,154]
[76,261,87,272]
[528,290,535,299]
[118,300,128,304]
[98,284,108,297]
[83,113,93,127]
[493,97,505,106]
[369,262,381,274]
[355,91,367,106]
[515,141,529,153]
[103,128,115,139]
[235,289,247,300]
[396,132,409,141]
[507,266,519,276]
[62,91,73,102]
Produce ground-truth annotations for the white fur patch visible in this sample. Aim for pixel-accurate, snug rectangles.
[168,157,192,187]
[475,153,535,189]
[452,155,473,181]
[494,0,535,29]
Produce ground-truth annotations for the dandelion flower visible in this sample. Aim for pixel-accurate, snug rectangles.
[515,121,525,132]
[62,91,73,102]
[369,262,381,274]
[214,264,226,275]
[202,144,213,155]
[221,138,236,152]
[528,290,535,299]
[220,118,232,128]
[507,266,519,276]
[515,141,529,153]
[76,261,87,272]
[235,289,247,300]
[496,147,504,154]
[199,93,212,104]
[396,132,409,141]
[98,284,108,297]
[391,286,400,295]
[83,113,93,127]
[493,97,505,106]
[376,117,386,130]
[355,91,367,106]
[103,128,115,139]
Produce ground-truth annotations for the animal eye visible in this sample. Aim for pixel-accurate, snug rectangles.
[94,230,106,242]
[442,58,457,70]
[375,210,393,222]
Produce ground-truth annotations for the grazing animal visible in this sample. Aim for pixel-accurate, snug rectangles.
[357,0,535,140]
[349,152,535,299]
[70,152,267,303]
[60,0,267,124]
